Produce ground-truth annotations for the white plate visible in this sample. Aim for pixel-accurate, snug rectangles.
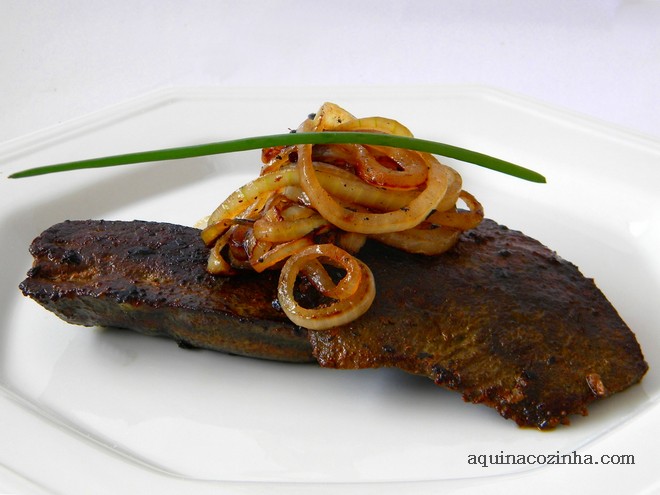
[0,86,658,495]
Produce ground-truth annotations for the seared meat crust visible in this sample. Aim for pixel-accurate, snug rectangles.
[20,220,314,362]
[310,220,649,428]
[20,219,648,428]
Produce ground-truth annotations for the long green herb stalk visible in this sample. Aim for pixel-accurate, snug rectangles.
[8,132,545,183]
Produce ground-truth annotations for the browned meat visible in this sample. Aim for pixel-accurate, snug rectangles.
[19,219,648,429]
[309,220,649,428]
[20,220,314,362]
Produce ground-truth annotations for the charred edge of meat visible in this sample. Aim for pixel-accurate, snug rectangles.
[19,219,315,363]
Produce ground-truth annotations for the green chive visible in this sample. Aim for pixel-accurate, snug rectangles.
[7,132,546,183]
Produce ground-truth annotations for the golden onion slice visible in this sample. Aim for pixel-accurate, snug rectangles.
[206,228,238,275]
[428,190,484,231]
[333,116,414,137]
[207,167,300,227]
[250,237,314,273]
[370,225,461,255]
[297,141,450,234]
[351,144,428,189]
[300,257,361,300]
[253,214,329,243]
[309,102,357,132]
[277,244,376,330]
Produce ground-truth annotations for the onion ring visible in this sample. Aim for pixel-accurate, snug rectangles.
[277,244,376,330]
[371,225,461,255]
[250,237,314,273]
[333,116,414,137]
[297,133,450,234]
[428,190,484,231]
[253,214,329,243]
[351,144,428,189]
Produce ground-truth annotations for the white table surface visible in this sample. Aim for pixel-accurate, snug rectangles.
[2,0,660,146]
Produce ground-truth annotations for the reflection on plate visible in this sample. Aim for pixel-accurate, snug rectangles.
[0,86,658,494]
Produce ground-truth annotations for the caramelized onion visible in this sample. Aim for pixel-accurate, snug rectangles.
[207,167,299,228]
[333,116,414,137]
[310,162,419,211]
[351,144,428,189]
[206,228,238,275]
[250,237,314,273]
[203,102,484,330]
[428,190,484,231]
[371,225,461,255]
[298,138,450,234]
[253,214,329,243]
[278,244,376,330]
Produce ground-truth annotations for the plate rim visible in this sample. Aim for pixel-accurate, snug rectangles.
[1,85,658,495]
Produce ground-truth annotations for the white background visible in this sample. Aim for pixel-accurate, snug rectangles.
[2,0,660,145]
